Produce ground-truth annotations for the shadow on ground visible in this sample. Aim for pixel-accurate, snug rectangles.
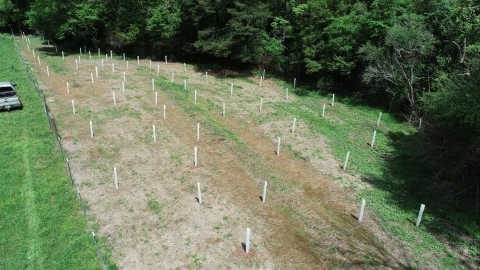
[362,129,480,268]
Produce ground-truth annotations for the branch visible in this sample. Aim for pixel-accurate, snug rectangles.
[452,38,470,75]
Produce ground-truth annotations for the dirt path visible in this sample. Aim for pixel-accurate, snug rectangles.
[22,38,409,269]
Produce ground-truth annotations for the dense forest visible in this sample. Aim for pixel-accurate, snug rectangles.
[1,0,479,215]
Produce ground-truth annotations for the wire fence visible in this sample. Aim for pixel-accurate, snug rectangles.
[11,31,107,270]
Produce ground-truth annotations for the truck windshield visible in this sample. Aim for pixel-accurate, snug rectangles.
[0,87,15,93]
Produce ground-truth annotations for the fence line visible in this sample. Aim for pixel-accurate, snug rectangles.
[11,31,107,270]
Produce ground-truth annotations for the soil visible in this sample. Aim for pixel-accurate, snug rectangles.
[20,38,468,270]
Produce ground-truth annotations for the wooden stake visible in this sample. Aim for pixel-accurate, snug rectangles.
[91,73,94,84]
[377,112,382,127]
[197,182,202,204]
[71,100,75,115]
[110,50,112,59]
[294,78,296,89]
[245,228,251,253]
[153,125,156,142]
[122,82,125,93]
[89,120,94,138]
[230,83,233,95]
[171,73,174,83]
[371,130,376,148]
[101,59,104,68]
[155,92,158,105]
[277,138,281,156]
[292,118,297,133]
[163,105,166,120]
[260,98,263,111]
[193,146,198,166]
[62,51,64,60]
[46,66,50,77]
[332,94,335,106]
[197,123,200,141]
[112,63,114,73]
[95,66,98,77]
[322,103,326,117]
[123,72,126,83]
[343,151,350,170]
[184,80,186,90]
[194,90,197,103]
[416,204,425,227]
[358,198,366,222]
[194,147,198,166]
[67,82,70,94]
[262,181,267,203]
[112,92,116,106]
[75,59,78,69]
[137,56,139,65]
[152,79,155,91]
[157,65,160,75]
[165,55,167,65]
[114,167,118,189]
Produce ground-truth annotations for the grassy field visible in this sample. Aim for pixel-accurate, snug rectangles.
[153,66,480,268]
[19,33,480,269]
[137,62,480,268]
[272,82,480,268]
[0,34,108,269]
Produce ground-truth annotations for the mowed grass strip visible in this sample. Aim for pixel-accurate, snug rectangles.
[0,34,103,269]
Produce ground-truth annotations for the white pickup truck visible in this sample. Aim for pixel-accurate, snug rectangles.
[0,82,22,111]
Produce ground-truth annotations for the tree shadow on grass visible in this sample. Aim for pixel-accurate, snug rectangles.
[361,130,480,269]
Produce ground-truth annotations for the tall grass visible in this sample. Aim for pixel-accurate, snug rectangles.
[0,33,104,269]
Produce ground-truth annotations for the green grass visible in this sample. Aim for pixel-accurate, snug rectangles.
[146,199,163,214]
[0,34,110,269]
[267,84,479,268]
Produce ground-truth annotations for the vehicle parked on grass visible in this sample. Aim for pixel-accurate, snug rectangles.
[0,82,22,111]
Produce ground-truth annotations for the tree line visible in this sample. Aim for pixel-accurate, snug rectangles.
[1,0,479,207]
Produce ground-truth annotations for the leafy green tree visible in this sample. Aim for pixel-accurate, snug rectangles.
[26,0,106,46]
[423,72,480,140]
[0,0,14,27]
[420,0,480,74]
[146,0,182,41]
[182,0,234,58]
[226,1,272,64]
[359,15,436,113]
[263,16,292,71]
[182,0,272,65]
